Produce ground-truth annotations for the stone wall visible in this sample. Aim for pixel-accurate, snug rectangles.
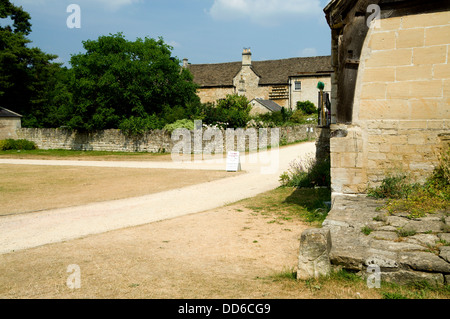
[331,120,449,194]
[330,10,450,195]
[0,117,21,140]
[16,125,321,153]
[321,195,450,287]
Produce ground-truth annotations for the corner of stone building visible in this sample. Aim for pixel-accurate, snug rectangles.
[329,123,368,198]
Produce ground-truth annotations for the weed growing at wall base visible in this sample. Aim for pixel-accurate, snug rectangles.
[368,149,450,218]
[279,153,331,188]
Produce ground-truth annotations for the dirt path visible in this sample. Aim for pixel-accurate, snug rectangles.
[0,142,316,255]
[0,203,314,299]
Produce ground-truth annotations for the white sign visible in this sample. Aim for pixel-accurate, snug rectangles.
[226,151,241,172]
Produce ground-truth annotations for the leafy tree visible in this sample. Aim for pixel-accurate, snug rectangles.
[62,33,200,131]
[296,100,317,115]
[203,94,251,129]
[0,0,63,127]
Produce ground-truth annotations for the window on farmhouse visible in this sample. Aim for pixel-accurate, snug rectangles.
[294,81,302,91]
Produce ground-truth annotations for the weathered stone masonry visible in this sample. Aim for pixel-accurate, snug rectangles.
[16,125,321,153]
[326,1,450,196]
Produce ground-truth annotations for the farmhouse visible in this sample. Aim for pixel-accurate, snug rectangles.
[324,0,450,196]
[185,49,333,111]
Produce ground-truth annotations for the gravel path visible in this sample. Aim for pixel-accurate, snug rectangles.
[0,142,316,254]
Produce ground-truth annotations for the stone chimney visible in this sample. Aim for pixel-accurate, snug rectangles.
[242,48,251,66]
[182,58,189,68]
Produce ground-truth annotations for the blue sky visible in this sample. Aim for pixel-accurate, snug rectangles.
[11,0,332,67]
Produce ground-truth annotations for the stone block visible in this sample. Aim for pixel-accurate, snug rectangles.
[438,233,450,243]
[386,135,408,144]
[365,48,412,68]
[411,81,443,98]
[444,80,450,97]
[363,67,396,83]
[359,100,409,120]
[409,162,435,172]
[339,152,360,168]
[440,247,450,263]
[396,64,432,81]
[406,234,440,247]
[330,139,362,153]
[297,228,332,280]
[386,81,411,99]
[387,81,442,99]
[391,144,416,154]
[413,45,447,65]
[360,83,387,99]
[426,25,450,46]
[402,218,445,234]
[399,251,450,273]
[368,231,399,241]
[369,31,396,50]
[397,28,425,49]
[381,271,444,287]
[398,120,428,129]
[401,11,450,29]
[367,152,387,160]
[433,63,450,79]
[407,134,426,145]
[427,120,445,130]
[379,16,402,31]
[365,255,399,269]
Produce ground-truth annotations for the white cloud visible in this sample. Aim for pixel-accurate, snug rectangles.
[208,0,322,25]
[300,47,318,57]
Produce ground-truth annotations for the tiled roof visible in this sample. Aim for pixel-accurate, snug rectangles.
[0,107,22,117]
[252,99,283,112]
[188,56,332,88]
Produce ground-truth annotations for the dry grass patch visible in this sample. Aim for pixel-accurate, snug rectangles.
[0,164,235,216]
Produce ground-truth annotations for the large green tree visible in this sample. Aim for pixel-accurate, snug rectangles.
[63,33,199,131]
[0,0,63,127]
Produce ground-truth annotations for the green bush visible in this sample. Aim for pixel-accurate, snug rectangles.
[0,139,37,150]
[369,150,450,218]
[163,119,195,133]
[280,155,330,188]
[296,101,317,115]
[201,94,251,129]
[367,174,420,199]
[119,115,165,136]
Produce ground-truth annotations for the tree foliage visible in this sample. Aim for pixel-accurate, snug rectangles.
[200,94,251,129]
[296,100,317,115]
[62,33,200,131]
[0,0,62,127]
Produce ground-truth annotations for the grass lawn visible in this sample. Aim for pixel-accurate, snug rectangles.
[2,183,447,299]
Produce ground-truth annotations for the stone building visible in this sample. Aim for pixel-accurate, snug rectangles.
[324,0,450,196]
[185,49,332,110]
[0,107,22,140]
[249,99,283,116]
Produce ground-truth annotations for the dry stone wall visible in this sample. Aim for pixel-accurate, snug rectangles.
[16,125,321,153]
